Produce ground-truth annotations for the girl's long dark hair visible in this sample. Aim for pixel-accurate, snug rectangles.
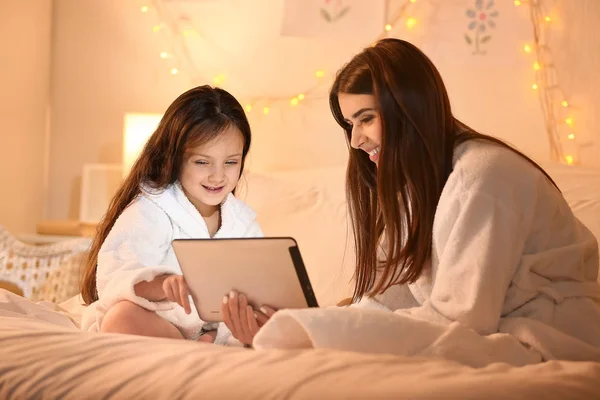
[81,85,251,304]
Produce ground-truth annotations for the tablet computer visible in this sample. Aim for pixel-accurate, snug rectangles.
[172,237,319,322]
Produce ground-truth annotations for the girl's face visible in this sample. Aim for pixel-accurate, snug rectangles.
[179,126,244,216]
[338,93,382,166]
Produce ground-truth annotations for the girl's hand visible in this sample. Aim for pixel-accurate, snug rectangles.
[162,275,192,314]
[221,290,276,346]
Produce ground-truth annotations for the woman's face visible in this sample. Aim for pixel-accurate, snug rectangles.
[338,93,382,166]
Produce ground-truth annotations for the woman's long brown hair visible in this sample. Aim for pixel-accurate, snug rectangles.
[329,38,559,301]
[81,85,252,305]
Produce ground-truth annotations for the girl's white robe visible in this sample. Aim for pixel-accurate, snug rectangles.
[81,183,262,344]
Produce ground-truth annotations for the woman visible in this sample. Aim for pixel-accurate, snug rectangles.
[224,39,600,363]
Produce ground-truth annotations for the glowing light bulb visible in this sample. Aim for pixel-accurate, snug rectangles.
[245,104,252,112]
[544,16,552,22]
[532,83,538,90]
[290,98,299,106]
[561,100,569,107]
[213,74,225,85]
[410,0,416,3]
[565,155,574,165]
[514,0,521,5]
[170,68,179,75]
[160,52,169,59]
[524,44,532,53]
[565,117,574,126]
[152,25,161,33]
[298,93,305,101]
[385,24,392,32]
[141,5,149,13]
[406,18,417,29]
[533,61,541,70]
[263,107,270,115]
[315,70,326,78]
[568,133,575,140]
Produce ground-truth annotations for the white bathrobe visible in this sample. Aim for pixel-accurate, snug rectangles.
[81,183,263,344]
[254,140,600,367]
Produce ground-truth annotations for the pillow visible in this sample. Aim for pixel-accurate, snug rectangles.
[239,167,355,307]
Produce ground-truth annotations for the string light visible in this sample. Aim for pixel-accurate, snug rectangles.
[533,61,541,70]
[290,97,299,106]
[263,107,270,115]
[152,25,161,33]
[565,155,574,165]
[544,16,552,22]
[245,104,252,112]
[514,0,522,6]
[568,133,575,140]
[385,24,392,32]
[524,44,532,53]
[406,18,417,29]
[213,74,225,85]
[170,67,179,75]
[315,70,325,78]
[532,83,538,90]
[561,100,569,107]
[160,52,169,59]
[410,0,416,3]
[141,5,149,13]
[298,93,305,100]
[565,117,574,126]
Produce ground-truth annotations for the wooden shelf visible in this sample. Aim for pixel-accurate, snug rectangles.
[36,220,98,237]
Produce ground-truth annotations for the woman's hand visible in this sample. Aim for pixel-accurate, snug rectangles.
[221,290,276,346]
[162,275,192,314]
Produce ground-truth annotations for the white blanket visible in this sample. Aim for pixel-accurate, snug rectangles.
[2,290,600,399]
[81,183,262,343]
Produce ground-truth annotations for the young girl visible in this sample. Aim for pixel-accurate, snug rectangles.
[80,85,262,344]
[225,39,600,363]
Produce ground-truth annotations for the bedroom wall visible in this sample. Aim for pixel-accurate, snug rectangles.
[46,0,600,221]
[0,0,53,233]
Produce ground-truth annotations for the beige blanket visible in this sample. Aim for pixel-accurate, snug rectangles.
[1,290,600,399]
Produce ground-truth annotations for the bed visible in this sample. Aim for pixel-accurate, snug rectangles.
[2,162,600,398]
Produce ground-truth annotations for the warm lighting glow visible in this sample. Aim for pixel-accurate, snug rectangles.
[406,18,417,29]
[385,24,392,31]
[123,113,162,178]
[160,52,169,59]
[565,155,574,165]
[565,117,574,126]
[568,133,575,140]
[213,74,225,85]
[410,0,416,3]
[315,70,325,78]
[245,104,252,112]
[170,68,179,75]
[183,29,195,37]
[561,100,569,107]
[298,93,305,100]
[290,97,299,106]
[152,25,161,33]
[544,16,552,22]
[141,5,149,13]
[532,83,538,90]
[524,44,532,53]
[533,61,541,70]
[263,107,270,115]
[514,0,521,5]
